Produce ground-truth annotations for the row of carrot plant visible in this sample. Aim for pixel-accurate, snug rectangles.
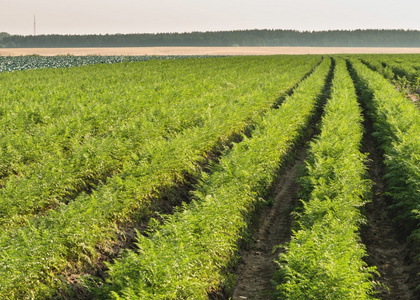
[100,57,331,299]
[358,56,394,80]
[377,55,420,83]
[0,56,322,298]
[350,58,420,242]
[275,58,377,299]
[359,54,420,97]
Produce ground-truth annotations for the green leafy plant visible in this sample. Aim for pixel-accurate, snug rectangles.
[102,58,331,299]
[350,58,420,251]
[0,55,322,299]
[276,59,377,299]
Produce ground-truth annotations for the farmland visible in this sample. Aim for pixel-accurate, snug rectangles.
[1,54,420,299]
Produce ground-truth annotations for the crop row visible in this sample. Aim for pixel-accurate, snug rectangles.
[101,57,331,299]
[358,56,394,80]
[377,55,420,83]
[359,55,420,98]
[350,59,420,241]
[275,59,376,299]
[0,56,322,298]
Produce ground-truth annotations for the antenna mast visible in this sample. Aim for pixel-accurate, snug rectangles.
[34,15,36,35]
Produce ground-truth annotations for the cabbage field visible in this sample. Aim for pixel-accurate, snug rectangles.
[1,54,420,299]
[0,55,208,73]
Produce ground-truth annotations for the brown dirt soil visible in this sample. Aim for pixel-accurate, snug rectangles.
[230,149,305,300]
[361,123,420,300]
[3,47,420,56]
[407,93,420,106]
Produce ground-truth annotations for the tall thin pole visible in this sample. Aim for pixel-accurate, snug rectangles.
[34,15,36,35]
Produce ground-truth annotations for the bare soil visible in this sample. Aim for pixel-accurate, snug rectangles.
[406,93,420,108]
[3,47,420,56]
[361,122,420,300]
[231,149,305,300]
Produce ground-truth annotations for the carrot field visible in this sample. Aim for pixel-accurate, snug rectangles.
[1,54,420,299]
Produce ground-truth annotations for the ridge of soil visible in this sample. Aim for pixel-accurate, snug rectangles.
[361,120,420,300]
[230,148,305,300]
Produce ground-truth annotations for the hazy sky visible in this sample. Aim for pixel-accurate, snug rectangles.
[1,0,420,35]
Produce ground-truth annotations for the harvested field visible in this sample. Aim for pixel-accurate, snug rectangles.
[2,47,420,56]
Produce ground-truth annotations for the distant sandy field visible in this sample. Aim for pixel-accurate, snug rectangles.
[2,47,420,56]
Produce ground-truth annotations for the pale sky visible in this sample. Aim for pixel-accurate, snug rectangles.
[1,0,420,35]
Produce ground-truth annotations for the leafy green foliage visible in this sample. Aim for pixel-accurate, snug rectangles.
[361,54,420,98]
[0,56,319,232]
[102,58,331,299]
[276,59,377,299]
[6,53,420,299]
[0,55,322,298]
[350,58,420,236]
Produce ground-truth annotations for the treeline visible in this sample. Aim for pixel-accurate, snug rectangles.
[1,29,420,48]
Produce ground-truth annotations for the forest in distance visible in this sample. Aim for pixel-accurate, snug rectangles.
[1,29,420,48]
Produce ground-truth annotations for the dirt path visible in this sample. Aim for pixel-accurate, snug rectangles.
[231,149,305,300]
[361,122,420,300]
